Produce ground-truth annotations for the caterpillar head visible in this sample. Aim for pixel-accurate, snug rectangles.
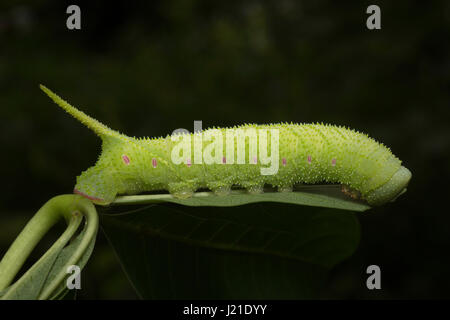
[74,136,145,205]
[365,166,412,206]
[74,165,118,205]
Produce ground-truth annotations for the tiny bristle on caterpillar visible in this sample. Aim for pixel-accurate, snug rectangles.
[39,85,412,207]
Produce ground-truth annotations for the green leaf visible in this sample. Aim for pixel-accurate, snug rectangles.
[0,195,99,300]
[0,216,82,300]
[101,200,360,299]
[112,186,370,212]
[45,226,97,300]
[0,222,97,300]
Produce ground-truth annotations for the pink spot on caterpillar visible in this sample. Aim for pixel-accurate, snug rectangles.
[253,156,257,164]
[222,157,226,164]
[331,158,336,166]
[282,158,287,166]
[152,158,157,168]
[74,189,104,203]
[307,155,312,164]
[187,158,192,167]
[122,155,130,165]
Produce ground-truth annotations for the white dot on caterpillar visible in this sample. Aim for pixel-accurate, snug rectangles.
[122,155,130,165]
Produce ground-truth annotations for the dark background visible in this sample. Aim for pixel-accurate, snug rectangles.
[0,0,449,299]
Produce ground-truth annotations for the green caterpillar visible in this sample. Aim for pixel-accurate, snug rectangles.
[40,85,411,207]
